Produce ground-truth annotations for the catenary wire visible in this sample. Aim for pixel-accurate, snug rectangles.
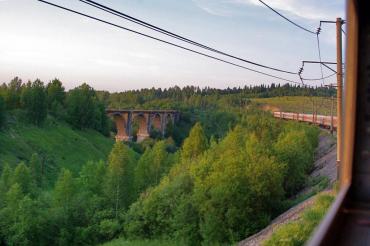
[78,0,297,75]
[37,0,309,86]
[316,34,326,84]
[301,72,337,81]
[257,0,316,34]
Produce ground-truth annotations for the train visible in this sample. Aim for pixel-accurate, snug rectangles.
[272,111,337,130]
[307,0,370,245]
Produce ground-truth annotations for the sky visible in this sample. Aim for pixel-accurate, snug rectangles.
[0,0,345,92]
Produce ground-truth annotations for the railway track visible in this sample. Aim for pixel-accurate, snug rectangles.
[307,0,370,245]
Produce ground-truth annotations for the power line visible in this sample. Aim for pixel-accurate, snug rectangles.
[36,0,304,86]
[316,34,326,84]
[301,72,336,81]
[78,0,296,75]
[257,0,316,34]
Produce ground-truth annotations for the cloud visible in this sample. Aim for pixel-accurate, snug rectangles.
[194,0,343,21]
[192,0,234,17]
[232,0,342,21]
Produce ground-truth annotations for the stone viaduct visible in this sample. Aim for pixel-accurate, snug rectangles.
[106,109,179,142]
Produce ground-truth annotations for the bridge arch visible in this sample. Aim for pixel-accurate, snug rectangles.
[151,113,162,131]
[107,109,179,142]
[112,113,131,141]
[132,113,149,142]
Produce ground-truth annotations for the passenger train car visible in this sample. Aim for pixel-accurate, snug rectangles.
[308,0,370,245]
[273,111,337,130]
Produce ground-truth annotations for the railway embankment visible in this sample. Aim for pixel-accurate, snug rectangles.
[239,131,337,246]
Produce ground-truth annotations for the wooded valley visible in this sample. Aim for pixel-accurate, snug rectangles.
[0,77,327,245]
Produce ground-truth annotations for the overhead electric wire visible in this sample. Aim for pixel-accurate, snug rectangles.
[77,0,296,75]
[37,0,307,86]
[316,34,326,84]
[301,72,336,81]
[257,0,316,34]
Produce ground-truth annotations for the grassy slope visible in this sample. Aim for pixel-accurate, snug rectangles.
[251,96,336,115]
[262,192,335,246]
[101,239,182,246]
[0,116,114,181]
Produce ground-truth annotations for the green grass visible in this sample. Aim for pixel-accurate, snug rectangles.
[263,193,335,246]
[283,176,330,209]
[251,96,336,115]
[101,238,183,246]
[0,116,114,183]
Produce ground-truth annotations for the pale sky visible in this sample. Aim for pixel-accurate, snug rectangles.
[0,0,345,92]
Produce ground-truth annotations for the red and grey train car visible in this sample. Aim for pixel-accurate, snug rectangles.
[273,111,337,130]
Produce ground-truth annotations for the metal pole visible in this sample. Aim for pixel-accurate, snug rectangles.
[336,17,343,168]
[330,95,334,134]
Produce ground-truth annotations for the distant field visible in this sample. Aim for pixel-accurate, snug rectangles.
[251,96,337,116]
[0,116,114,183]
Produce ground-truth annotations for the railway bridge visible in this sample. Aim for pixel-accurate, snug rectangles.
[106,109,179,142]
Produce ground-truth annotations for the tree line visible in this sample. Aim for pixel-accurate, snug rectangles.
[0,77,109,135]
[102,83,336,109]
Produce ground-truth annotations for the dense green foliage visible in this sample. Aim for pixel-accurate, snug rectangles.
[124,113,319,245]
[0,95,5,128]
[263,193,334,246]
[102,238,182,246]
[46,78,66,119]
[0,77,109,135]
[21,80,48,125]
[1,77,22,110]
[66,83,109,135]
[0,77,327,245]
[0,137,177,245]
[0,111,319,245]
[103,84,335,110]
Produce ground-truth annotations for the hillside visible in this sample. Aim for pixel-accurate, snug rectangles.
[239,132,337,246]
[251,96,336,115]
[0,114,114,183]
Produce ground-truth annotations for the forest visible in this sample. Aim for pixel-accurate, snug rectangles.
[0,77,322,245]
